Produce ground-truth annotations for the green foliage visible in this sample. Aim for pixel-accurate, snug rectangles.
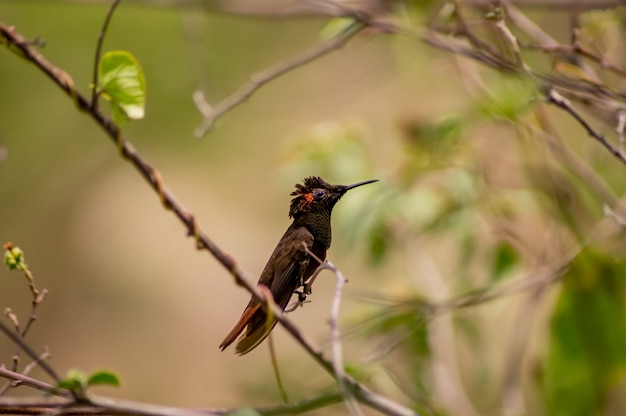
[318,17,357,40]
[97,50,146,126]
[3,243,25,271]
[478,78,535,121]
[344,361,373,384]
[543,248,626,415]
[58,369,121,397]
[87,370,121,388]
[401,115,464,172]
[281,120,374,185]
[490,241,520,281]
[227,409,260,416]
[360,298,433,395]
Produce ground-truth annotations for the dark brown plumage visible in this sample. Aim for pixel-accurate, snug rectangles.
[219,176,378,355]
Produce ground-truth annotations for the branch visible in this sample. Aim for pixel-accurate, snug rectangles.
[0,367,70,399]
[303,246,363,416]
[0,348,51,396]
[546,88,626,167]
[0,321,61,387]
[193,19,365,137]
[0,391,344,416]
[325,261,363,416]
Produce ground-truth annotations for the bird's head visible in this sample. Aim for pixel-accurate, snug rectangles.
[288,176,378,218]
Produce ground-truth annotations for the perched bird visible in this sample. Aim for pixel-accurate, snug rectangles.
[219,176,378,355]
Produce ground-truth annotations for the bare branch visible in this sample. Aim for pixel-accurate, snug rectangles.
[546,88,626,167]
[0,348,51,396]
[616,110,626,152]
[0,321,61,387]
[0,367,69,398]
[0,391,345,416]
[324,260,364,416]
[303,245,363,416]
[193,19,365,137]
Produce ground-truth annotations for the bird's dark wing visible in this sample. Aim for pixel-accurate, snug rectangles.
[233,226,314,354]
[268,226,314,308]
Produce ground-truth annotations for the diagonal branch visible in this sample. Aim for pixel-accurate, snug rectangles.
[0,321,61,387]
[546,88,626,166]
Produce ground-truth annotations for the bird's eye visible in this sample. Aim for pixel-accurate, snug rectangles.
[313,189,325,200]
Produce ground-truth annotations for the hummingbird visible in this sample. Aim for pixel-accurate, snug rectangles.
[219,176,378,355]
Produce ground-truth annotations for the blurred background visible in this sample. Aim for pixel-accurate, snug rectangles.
[1,1,626,415]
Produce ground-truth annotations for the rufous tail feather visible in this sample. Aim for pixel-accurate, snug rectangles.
[219,303,260,351]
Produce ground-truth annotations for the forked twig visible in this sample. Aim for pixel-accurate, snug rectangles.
[193,20,365,137]
[303,244,364,416]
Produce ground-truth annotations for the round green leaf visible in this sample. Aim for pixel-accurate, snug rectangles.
[87,370,121,388]
[98,50,146,124]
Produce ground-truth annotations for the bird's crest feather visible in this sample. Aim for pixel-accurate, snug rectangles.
[289,176,332,218]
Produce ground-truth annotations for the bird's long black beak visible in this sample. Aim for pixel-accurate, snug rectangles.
[342,179,378,192]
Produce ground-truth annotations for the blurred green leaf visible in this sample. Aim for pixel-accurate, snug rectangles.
[87,370,121,388]
[281,120,373,184]
[228,409,260,416]
[401,115,465,171]
[57,369,87,397]
[544,248,626,415]
[478,78,535,121]
[318,17,356,40]
[490,241,519,281]
[402,116,463,152]
[3,243,25,271]
[97,50,146,126]
[58,369,121,397]
[366,220,392,264]
[344,361,373,383]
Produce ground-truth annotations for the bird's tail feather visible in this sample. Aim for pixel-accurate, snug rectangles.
[235,319,278,355]
[219,303,261,351]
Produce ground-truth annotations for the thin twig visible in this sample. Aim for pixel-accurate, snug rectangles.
[0,348,51,396]
[500,0,558,47]
[267,334,289,404]
[603,205,626,227]
[193,19,365,137]
[0,321,60,387]
[489,7,530,74]
[303,244,363,416]
[91,0,123,108]
[616,110,626,153]
[1,245,48,394]
[324,261,364,416]
[0,367,69,398]
[546,88,626,166]
[0,391,344,416]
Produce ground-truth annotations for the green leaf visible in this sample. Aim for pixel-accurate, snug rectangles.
[87,370,121,388]
[319,17,356,40]
[97,50,146,126]
[490,241,519,281]
[57,369,87,397]
[543,248,626,415]
[366,221,392,264]
[227,409,260,416]
[4,244,25,271]
[478,78,535,121]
